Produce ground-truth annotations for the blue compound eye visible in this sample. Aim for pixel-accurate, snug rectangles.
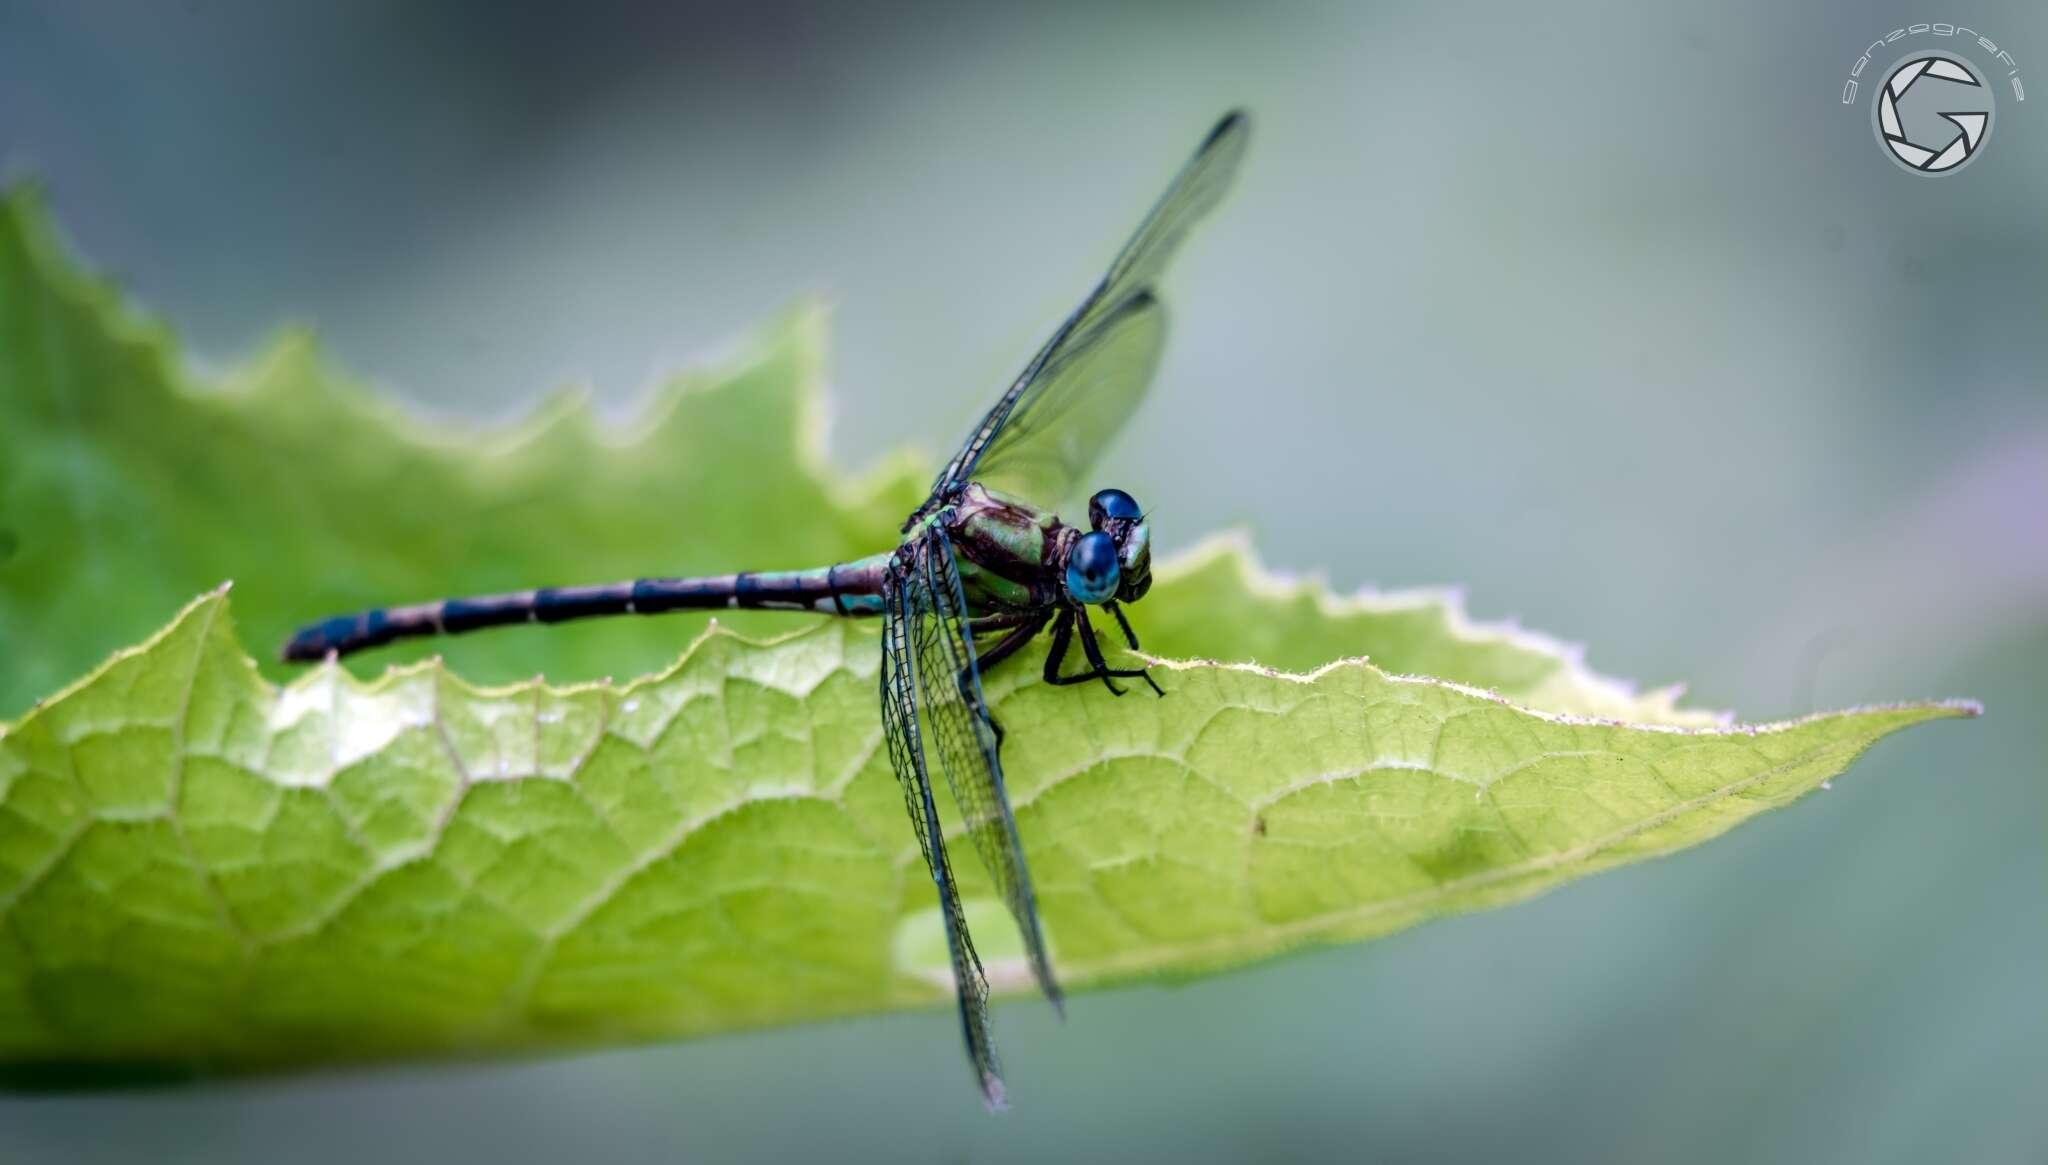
[1089,488,1142,531]
[1065,531,1122,605]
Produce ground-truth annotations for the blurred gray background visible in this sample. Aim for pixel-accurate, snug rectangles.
[2,1,2043,1161]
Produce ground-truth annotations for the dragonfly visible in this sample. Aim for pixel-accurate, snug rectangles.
[282,109,1250,1107]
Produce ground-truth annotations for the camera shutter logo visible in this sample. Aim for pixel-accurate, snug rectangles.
[1875,53,1995,173]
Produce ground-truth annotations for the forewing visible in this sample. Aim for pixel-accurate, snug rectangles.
[906,527,1062,1008]
[966,292,1166,510]
[879,568,1004,1107]
[926,110,1249,512]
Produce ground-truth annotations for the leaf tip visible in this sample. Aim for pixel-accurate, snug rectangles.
[1157,532,1730,726]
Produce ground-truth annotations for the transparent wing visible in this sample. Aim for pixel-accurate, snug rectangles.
[967,292,1165,510]
[879,566,1004,1108]
[905,527,1062,1008]
[925,110,1249,512]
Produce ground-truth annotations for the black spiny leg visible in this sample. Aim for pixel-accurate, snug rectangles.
[1104,600,1140,649]
[1044,606,1161,696]
[1103,601,1165,696]
[1042,609,1080,686]
[959,612,1052,745]
[1072,607,1130,696]
[968,609,1043,640]
[1071,607,1124,696]
[972,612,1052,677]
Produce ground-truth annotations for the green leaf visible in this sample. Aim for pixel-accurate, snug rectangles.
[0,189,1975,1080]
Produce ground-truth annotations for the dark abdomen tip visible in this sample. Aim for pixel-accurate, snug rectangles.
[280,610,387,662]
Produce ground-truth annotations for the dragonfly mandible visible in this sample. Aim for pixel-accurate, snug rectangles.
[282,110,1251,1107]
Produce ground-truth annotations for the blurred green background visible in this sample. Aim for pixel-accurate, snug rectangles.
[1,1,2042,1161]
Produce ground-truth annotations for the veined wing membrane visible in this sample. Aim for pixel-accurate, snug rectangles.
[879,565,1003,1107]
[927,110,1250,511]
[904,527,1061,1006]
[967,292,1165,510]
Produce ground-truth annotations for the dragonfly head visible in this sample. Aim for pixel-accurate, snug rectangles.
[1085,488,1152,604]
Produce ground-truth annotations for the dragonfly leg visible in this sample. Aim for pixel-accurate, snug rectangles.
[1072,608,1127,696]
[969,610,1041,636]
[1043,607,1163,695]
[1041,609,1084,686]
[972,612,1052,676]
[1104,601,1140,649]
[1104,602,1165,696]
[960,612,1052,744]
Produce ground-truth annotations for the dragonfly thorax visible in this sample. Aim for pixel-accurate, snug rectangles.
[937,482,1152,613]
